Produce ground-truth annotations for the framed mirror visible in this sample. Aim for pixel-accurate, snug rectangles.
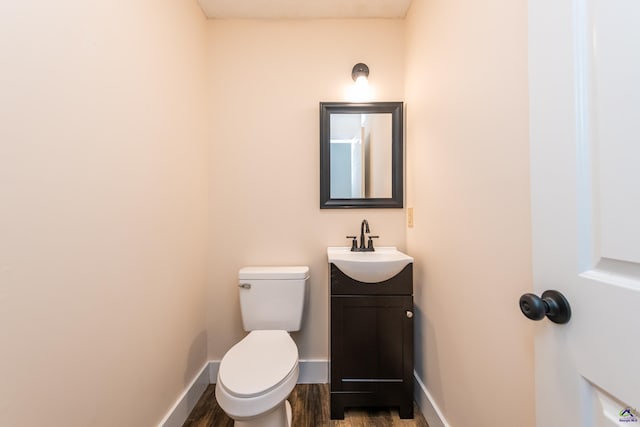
[320,102,403,208]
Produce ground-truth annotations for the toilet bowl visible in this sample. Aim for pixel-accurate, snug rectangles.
[216,330,299,426]
[215,266,309,427]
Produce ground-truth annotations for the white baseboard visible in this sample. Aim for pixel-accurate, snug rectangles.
[158,362,210,427]
[207,359,328,384]
[297,359,329,383]
[165,360,459,427]
[413,371,450,427]
[209,360,219,383]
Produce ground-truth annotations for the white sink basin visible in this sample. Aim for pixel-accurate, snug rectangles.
[327,246,414,283]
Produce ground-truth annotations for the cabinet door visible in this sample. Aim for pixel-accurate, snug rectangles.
[331,295,413,391]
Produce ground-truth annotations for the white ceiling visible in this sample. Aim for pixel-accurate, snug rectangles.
[197,0,413,19]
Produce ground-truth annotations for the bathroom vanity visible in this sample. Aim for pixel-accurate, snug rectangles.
[328,247,414,419]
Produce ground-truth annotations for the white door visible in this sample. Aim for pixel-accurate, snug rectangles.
[528,0,640,426]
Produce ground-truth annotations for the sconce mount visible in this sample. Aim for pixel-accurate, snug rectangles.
[351,63,370,82]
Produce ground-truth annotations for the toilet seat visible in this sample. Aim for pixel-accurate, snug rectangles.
[218,330,298,398]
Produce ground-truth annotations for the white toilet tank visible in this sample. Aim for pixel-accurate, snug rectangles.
[238,266,309,332]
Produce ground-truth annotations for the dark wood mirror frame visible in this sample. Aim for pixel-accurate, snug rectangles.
[319,102,404,209]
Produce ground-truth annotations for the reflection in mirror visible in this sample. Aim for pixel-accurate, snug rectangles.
[320,102,403,208]
[330,113,392,199]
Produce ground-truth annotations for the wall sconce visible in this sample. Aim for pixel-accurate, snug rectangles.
[346,62,372,101]
[351,63,370,85]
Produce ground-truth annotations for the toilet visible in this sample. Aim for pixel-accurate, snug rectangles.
[215,266,309,427]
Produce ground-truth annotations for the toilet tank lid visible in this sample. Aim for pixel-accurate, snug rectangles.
[238,266,309,280]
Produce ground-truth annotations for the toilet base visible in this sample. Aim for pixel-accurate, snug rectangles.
[234,399,292,427]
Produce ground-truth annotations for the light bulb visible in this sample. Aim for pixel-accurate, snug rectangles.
[355,75,368,86]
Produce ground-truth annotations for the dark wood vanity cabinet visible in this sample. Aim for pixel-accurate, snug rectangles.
[330,263,414,419]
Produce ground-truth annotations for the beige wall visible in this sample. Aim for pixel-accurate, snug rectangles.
[205,19,406,359]
[404,0,535,426]
[1,3,536,425]
[0,1,209,426]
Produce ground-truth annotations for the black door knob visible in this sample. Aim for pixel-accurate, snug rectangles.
[519,290,571,324]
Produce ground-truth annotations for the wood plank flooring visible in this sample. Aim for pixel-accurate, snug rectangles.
[182,384,429,427]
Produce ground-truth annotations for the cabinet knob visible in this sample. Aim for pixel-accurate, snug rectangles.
[406,310,413,318]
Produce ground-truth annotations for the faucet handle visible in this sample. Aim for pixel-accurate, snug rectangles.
[367,235,380,250]
[346,236,358,251]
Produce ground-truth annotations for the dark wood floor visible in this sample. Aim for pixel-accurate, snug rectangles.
[183,384,429,427]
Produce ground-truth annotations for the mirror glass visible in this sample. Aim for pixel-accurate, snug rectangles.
[329,113,392,199]
[320,102,403,208]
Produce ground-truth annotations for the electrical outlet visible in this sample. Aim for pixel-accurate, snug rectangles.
[407,207,414,228]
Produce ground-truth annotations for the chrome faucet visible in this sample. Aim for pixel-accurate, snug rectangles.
[346,219,379,252]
